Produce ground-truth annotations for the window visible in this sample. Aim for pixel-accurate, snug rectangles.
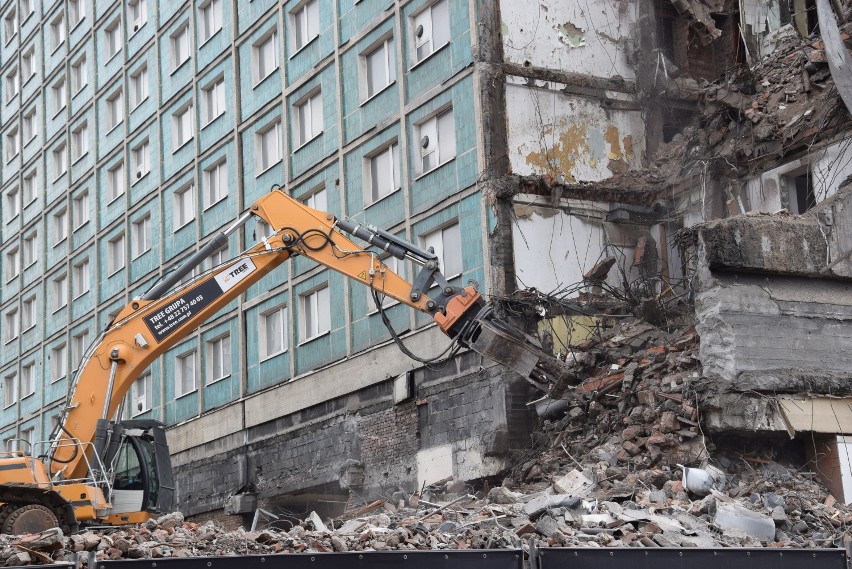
[72,330,89,368]
[72,258,90,297]
[20,365,34,400]
[172,105,193,151]
[72,191,89,228]
[22,108,36,143]
[423,222,462,277]
[129,0,146,32]
[22,232,36,267]
[417,108,455,174]
[173,184,194,229]
[52,274,68,311]
[131,215,151,258]
[22,171,36,205]
[292,0,319,51]
[71,54,87,94]
[295,91,322,146]
[202,77,225,124]
[107,232,125,274]
[204,246,227,270]
[5,67,18,102]
[4,7,16,42]
[413,0,449,63]
[53,144,68,177]
[300,285,330,341]
[5,128,19,162]
[69,0,84,25]
[369,253,406,308]
[4,373,17,407]
[21,48,35,81]
[22,296,35,331]
[260,305,288,358]
[5,186,19,220]
[71,123,88,161]
[21,0,32,20]
[367,142,400,202]
[50,13,65,51]
[20,428,34,451]
[51,344,67,381]
[129,65,148,108]
[131,140,150,181]
[126,373,152,416]
[106,89,123,130]
[206,334,231,382]
[256,122,281,173]
[203,160,227,208]
[254,31,278,83]
[175,351,197,397]
[199,0,222,42]
[302,187,326,211]
[52,77,66,114]
[365,38,396,99]
[5,308,19,341]
[107,162,124,201]
[105,19,121,58]
[5,247,19,281]
[171,24,190,70]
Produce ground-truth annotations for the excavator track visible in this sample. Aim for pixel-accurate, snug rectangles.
[0,486,77,534]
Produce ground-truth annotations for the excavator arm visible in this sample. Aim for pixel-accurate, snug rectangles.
[51,188,566,485]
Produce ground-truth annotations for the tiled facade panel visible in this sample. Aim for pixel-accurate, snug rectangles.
[0,0,483,451]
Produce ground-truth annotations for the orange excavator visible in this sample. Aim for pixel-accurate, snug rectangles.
[0,188,564,534]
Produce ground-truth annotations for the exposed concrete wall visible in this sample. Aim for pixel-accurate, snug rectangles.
[499,0,639,81]
[173,353,535,520]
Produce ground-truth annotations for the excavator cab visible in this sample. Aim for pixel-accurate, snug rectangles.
[101,420,175,523]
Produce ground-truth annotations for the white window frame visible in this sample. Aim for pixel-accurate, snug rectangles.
[107,232,125,275]
[5,247,19,282]
[173,183,195,229]
[291,0,319,52]
[294,90,323,147]
[126,372,152,416]
[171,23,190,71]
[4,308,19,342]
[368,253,405,310]
[71,330,90,370]
[71,122,88,162]
[22,108,36,144]
[206,333,231,383]
[129,65,148,108]
[3,373,17,407]
[71,257,90,298]
[52,273,68,312]
[53,208,68,244]
[175,350,197,397]
[365,142,400,204]
[202,159,227,209]
[107,161,125,202]
[172,104,194,151]
[299,284,331,342]
[21,295,36,331]
[253,31,279,84]
[69,0,85,26]
[129,0,147,33]
[106,89,123,131]
[21,47,35,82]
[5,127,19,162]
[5,186,19,221]
[53,143,68,179]
[411,0,450,64]
[72,190,89,229]
[105,18,121,59]
[131,214,151,258]
[20,363,35,398]
[301,186,326,211]
[260,304,288,359]
[202,76,225,125]
[131,139,150,182]
[22,170,36,205]
[70,54,87,94]
[422,222,462,278]
[3,6,17,44]
[416,107,455,175]
[199,0,222,43]
[51,344,67,382]
[22,232,37,268]
[363,37,396,100]
[256,121,281,174]
[52,77,66,115]
[5,66,18,102]
[50,12,65,52]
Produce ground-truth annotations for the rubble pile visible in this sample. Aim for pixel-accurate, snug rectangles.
[5,316,851,566]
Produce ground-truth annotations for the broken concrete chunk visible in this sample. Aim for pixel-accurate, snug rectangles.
[308,511,328,533]
[714,502,776,542]
[553,469,596,495]
[487,485,523,504]
[524,493,583,518]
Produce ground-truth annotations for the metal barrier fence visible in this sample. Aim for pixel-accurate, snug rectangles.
[46,547,846,569]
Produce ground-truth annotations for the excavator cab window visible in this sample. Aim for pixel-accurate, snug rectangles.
[110,433,159,512]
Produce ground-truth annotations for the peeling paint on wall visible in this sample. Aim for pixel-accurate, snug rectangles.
[556,21,586,48]
[605,126,622,160]
[524,124,590,180]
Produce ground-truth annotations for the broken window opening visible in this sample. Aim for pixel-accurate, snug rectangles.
[782,167,816,213]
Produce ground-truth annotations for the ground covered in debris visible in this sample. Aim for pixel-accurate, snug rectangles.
[4,313,851,565]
